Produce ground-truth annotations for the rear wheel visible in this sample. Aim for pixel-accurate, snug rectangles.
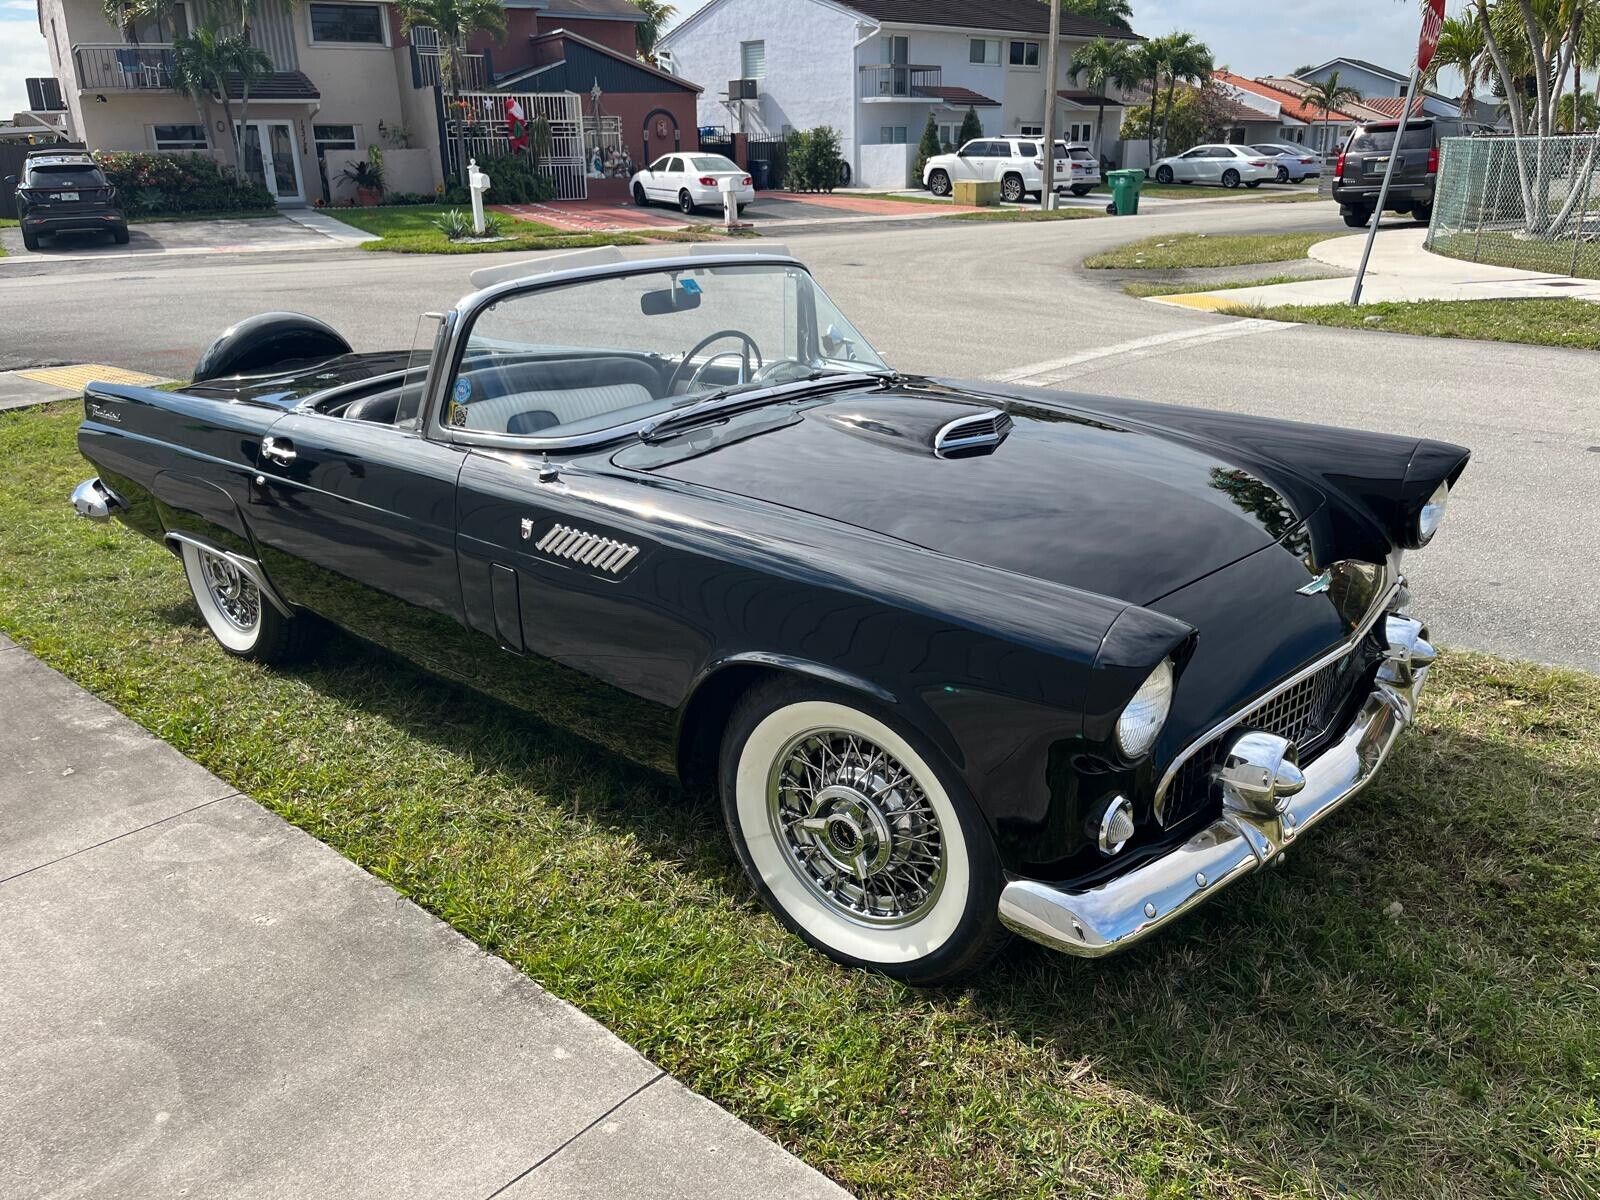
[111,225,130,244]
[1342,205,1372,228]
[179,542,311,663]
[1276,166,1290,183]
[927,169,951,196]
[1412,203,1434,224]
[719,680,1008,985]
[1222,169,1241,189]
[21,229,40,251]
[678,189,695,215]
[1070,184,1092,197]
[1154,165,1174,184]
[1000,173,1025,203]
[632,182,649,207]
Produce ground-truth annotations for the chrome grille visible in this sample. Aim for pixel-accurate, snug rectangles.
[532,524,639,575]
[1237,659,1342,746]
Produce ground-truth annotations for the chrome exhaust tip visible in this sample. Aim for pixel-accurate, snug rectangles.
[70,477,124,522]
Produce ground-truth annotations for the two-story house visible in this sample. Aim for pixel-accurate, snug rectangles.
[656,0,1140,189]
[1299,58,1468,133]
[29,0,698,206]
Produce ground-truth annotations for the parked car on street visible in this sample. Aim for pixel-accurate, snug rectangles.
[70,245,1468,985]
[1331,118,1438,228]
[1062,144,1102,196]
[1147,144,1278,189]
[630,153,754,215]
[1250,144,1322,183]
[923,137,1070,202]
[6,149,128,250]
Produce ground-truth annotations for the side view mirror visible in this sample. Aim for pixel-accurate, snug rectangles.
[3,175,15,188]
[821,323,855,359]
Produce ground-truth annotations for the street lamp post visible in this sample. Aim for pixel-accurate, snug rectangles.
[1040,0,1063,209]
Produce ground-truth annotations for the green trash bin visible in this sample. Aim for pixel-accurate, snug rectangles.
[1106,168,1143,216]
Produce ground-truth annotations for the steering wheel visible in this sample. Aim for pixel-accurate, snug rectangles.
[669,330,762,394]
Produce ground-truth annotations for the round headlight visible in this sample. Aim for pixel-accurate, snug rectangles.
[1416,481,1450,545]
[1116,659,1174,759]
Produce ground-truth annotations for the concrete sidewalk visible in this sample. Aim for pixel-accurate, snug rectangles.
[1152,225,1600,310]
[0,635,848,1200]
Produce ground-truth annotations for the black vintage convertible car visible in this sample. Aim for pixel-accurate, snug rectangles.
[71,246,1468,984]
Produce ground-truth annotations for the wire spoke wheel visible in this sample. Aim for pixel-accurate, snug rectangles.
[767,728,946,927]
[198,551,260,632]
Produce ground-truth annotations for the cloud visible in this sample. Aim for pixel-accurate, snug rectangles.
[1,15,53,119]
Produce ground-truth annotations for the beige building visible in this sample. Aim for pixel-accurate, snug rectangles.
[33,0,448,205]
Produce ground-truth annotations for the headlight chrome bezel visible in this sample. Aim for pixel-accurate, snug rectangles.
[1116,659,1174,760]
[1415,481,1450,546]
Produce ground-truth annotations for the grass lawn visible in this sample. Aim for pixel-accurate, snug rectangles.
[330,204,655,255]
[4,401,1599,1198]
[1430,229,1600,282]
[946,207,1103,223]
[846,191,956,206]
[1086,231,1341,270]
[1122,273,1328,298]
[0,215,13,257]
[1222,296,1600,351]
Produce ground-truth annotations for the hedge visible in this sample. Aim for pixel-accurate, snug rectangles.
[93,151,274,217]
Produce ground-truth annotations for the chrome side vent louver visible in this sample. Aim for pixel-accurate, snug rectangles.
[533,524,640,575]
[934,409,1013,459]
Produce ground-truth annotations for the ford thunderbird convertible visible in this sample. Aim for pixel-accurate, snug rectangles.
[70,246,1468,984]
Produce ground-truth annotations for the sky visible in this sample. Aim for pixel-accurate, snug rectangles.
[0,0,1451,129]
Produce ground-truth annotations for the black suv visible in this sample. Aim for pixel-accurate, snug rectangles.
[1330,118,1437,228]
[7,150,129,250]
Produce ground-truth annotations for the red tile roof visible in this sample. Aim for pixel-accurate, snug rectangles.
[1213,70,1352,125]
[1363,95,1426,117]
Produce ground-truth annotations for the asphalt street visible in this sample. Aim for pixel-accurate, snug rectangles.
[1,201,1593,671]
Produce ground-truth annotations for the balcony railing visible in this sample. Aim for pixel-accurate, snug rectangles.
[858,63,942,100]
[74,43,178,92]
[410,43,491,90]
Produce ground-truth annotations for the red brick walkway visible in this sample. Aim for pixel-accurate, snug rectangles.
[492,200,684,233]
[760,191,985,216]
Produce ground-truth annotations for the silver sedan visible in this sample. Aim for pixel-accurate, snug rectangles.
[1147,144,1279,189]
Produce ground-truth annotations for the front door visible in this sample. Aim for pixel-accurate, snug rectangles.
[239,120,304,206]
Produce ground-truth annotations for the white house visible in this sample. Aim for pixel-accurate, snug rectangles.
[656,0,1141,188]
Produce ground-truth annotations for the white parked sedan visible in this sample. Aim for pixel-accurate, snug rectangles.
[1147,144,1278,189]
[631,153,754,215]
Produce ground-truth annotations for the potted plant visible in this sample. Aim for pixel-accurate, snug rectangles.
[339,147,386,206]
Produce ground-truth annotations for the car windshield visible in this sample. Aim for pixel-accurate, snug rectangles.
[1349,125,1432,153]
[448,262,890,440]
[690,155,740,172]
[26,165,106,189]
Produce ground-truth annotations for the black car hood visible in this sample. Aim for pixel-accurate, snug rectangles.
[619,383,1317,606]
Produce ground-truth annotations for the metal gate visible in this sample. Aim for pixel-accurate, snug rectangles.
[444,91,587,200]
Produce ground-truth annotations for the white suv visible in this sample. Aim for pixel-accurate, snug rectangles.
[924,137,1073,202]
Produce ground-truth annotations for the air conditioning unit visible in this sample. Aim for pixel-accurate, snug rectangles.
[728,78,759,101]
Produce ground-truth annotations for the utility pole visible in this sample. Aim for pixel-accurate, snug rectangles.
[1040,0,1062,208]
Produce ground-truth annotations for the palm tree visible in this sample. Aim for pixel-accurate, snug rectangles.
[1557,88,1599,129]
[1130,36,1169,169]
[1055,0,1134,34]
[1305,71,1362,159]
[1068,38,1138,163]
[631,0,675,62]
[1424,14,1487,123]
[170,22,270,181]
[1157,33,1213,156]
[394,0,508,182]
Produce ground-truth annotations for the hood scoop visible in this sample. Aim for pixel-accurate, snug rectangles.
[816,396,1014,459]
[934,409,1013,459]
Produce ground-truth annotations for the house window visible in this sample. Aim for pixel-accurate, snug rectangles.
[879,126,908,144]
[151,123,207,150]
[1068,122,1093,142]
[132,1,187,43]
[937,122,961,147]
[883,35,908,64]
[1018,124,1043,137]
[740,39,766,79]
[1009,41,1040,68]
[309,3,385,45]
[314,124,360,156]
[969,38,1000,65]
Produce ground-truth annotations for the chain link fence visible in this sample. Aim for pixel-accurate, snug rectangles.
[1427,134,1600,278]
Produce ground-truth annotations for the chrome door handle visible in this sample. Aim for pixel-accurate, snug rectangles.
[261,437,296,465]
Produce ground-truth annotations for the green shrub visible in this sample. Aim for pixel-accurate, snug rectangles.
[382,192,432,206]
[93,151,273,216]
[915,112,942,187]
[784,126,842,192]
[472,153,557,204]
[432,208,472,240]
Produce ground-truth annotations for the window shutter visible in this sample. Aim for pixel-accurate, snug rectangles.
[741,40,766,79]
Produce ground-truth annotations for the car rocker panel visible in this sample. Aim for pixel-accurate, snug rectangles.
[68,247,1469,984]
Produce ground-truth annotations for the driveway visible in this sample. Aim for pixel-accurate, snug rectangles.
[0,214,347,264]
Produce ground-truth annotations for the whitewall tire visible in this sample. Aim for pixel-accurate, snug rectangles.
[179,541,310,663]
[720,681,1008,984]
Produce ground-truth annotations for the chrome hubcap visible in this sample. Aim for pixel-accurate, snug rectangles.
[767,729,945,927]
[200,552,260,631]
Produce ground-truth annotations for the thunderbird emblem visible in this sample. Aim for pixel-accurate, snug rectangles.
[1298,570,1333,595]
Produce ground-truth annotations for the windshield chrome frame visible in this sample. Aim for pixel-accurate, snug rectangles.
[418,253,881,453]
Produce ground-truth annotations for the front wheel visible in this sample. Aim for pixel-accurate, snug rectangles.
[1246,180,1262,189]
[179,541,311,663]
[1222,169,1241,189]
[1412,204,1434,224]
[1154,165,1174,184]
[21,228,40,251]
[1000,173,1025,203]
[111,225,130,244]
[633,182,649,207]
[720,681,1008,985]
[927,169,951,196]
[678,190,695,215]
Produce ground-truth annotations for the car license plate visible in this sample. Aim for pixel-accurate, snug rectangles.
[54,191,79,201]
[1365,159,1388,174]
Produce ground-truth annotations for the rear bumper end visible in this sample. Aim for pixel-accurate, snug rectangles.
[23,207,127,233]
[999,614,1434,957]
[1332,183,1434,207]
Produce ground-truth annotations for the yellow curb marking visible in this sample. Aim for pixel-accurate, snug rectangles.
[1149,293,1244,312]
[17,364,167,391]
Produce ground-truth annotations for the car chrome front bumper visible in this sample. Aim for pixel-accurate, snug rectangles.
[998,615,1433,957]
